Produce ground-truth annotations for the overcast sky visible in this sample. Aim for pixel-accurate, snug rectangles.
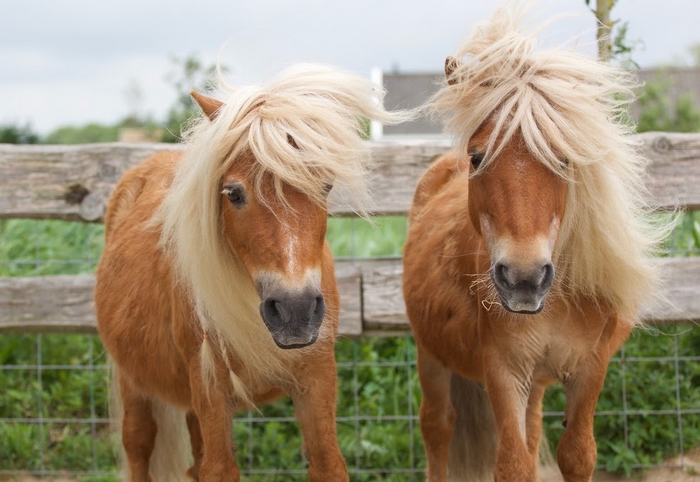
[2,0,699,135]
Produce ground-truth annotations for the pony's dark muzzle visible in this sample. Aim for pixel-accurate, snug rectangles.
[492,261,554,314]
[260,289,325,349]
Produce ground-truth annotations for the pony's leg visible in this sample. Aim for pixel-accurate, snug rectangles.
[525,381,547,478]
[557,359,608,482]
[288,349,349,482]
[119,378,157,482]
[186,411,203,481]
[189,366,240,481]
[416,348,455,482]
[483,354,537,482]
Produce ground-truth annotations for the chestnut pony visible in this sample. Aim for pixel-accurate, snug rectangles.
[95,64,404,481]
[403,6,672,482]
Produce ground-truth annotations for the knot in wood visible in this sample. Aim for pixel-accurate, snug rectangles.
[652,136,671,153]
[64,184,90,205]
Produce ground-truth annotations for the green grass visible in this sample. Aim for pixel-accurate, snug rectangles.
[0,214,698,478]
[327,216,407,258]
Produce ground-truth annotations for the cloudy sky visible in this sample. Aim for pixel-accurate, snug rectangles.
[2,0,699,135]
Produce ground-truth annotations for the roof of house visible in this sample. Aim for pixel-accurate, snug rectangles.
[380,68,700,136]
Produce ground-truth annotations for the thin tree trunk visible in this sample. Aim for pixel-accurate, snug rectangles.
[592,0,615,62]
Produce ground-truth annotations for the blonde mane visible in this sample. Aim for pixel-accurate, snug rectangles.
[431,3,673,322]
[157,64,408,400]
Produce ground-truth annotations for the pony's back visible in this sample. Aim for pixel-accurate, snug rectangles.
[408,153,465,225]
[102,151,180,241]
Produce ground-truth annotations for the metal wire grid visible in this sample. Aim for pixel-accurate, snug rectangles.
[0,217,699,480]
[3,336,700,479]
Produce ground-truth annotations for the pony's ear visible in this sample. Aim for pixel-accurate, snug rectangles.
[445,56,461,86]
[190,90,223,121]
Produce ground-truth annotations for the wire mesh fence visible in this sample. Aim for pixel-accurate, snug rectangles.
[1,214,699,480]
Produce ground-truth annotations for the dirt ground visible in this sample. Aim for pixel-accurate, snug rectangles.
[6,469,700,481]
[540,466,700,481]
[540,452,700,482]
[5,458,700,481]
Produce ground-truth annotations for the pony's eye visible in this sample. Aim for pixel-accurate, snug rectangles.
[222,183,247,208]
[323,183,333,196]
[287,134,300,150]
[469,152,484,170]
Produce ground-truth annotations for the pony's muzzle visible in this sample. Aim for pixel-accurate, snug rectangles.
[492,261,554,314]
[260,289,325,349]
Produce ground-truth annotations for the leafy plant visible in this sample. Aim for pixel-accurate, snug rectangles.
[636,72,700,134]
[161,54,224,143]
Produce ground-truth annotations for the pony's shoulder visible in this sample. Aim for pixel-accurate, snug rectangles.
[409,152,465,221]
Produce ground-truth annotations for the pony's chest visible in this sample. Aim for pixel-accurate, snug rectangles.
[529,318,605,382]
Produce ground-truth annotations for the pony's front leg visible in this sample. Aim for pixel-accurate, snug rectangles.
[189,365,240,481]
[525,381,547,472]
[288,348,349,482]
[416,348,455,482]
[557,357,608,482]
[119,376,157,482]
[483,351,537,482]
[186,411,203,481]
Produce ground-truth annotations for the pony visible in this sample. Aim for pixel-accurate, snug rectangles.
[402,5,672,482]
[95,64,406,481]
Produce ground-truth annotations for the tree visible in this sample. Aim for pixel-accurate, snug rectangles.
[0,124,40,144]
[586,0,640,69]
[587,0,615,62]
[161,54,224,143]
[44,123,121,144]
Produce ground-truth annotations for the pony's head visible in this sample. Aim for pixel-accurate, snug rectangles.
[159,64,408,359]
[190,91,332,348]
[432,4,668,320]
[216,144,330,349]
[465,121,565,313]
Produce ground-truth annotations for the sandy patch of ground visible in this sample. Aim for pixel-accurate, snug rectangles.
[6,456,700,481]
[541,453,700,481]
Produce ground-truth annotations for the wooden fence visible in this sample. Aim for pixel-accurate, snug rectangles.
[1,132,699,337]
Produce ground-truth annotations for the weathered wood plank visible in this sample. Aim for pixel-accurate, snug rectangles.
[334,264,362,336]
[360,263,407,330]
[0,140,447,221]
[0,143,184,222]
[360,138,451,214]
[0,264,363,336]
[362,256,700,331]
[640,257,700,325]
[2,257,696,334]
[0,274,96,333]
[640,132,700,211]
[1,132,698,222]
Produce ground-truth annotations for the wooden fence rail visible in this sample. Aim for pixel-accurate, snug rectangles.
[1,132,699,336]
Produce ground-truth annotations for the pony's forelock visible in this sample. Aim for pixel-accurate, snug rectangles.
[431,2,674,323]
[186,64,411,213]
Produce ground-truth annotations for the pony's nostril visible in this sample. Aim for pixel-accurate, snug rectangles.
[310,295,325,323]
[540,263,555,290]
[494,262,510,288]
[307,297,318,319]
[266,299,291,324]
